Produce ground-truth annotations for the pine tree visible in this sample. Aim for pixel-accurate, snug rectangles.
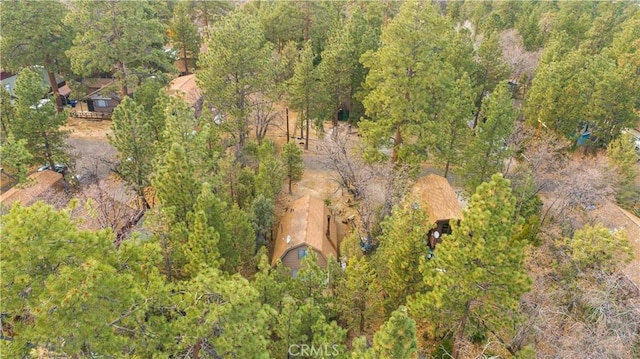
[607,133,640,209]
[221,203,256,275]
[410,174,531,359]
[290,251,335,319]
[252,249,292,308]
[172,268,271,358]
[255,139,284,199]
[183,188,222,278]
[0,0,72,112]
[135,77,170,143]
[472,31,512,126]
[335,256,384,337]
[251,195,275,248]
[0,86,14,135]
[317,25,354,138]
[65,1,171,98]
[0,203,157,357]
[374,200,431,313]
[287,41,318,149]
[12,68,68,171]
[563,224,633,274]
[153,142,201,224]
[191,0,233,28]
[360,1,452,163]
[170,2,201,75]
[461,81,516,193]
[428,73,475,178]
[373,306,418,359]
[344,5,384,124]
[0,134,33,184]
[282,142,304,194]
[108,97,155,210]
[198,10,273,153]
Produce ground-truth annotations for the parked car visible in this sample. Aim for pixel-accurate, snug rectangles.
[37,163,68,174]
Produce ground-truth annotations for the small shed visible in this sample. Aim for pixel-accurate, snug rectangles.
[411,174,463,248]
[272,196,339,277]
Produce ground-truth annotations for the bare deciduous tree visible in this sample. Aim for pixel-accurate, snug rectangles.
[319,132,411,240]
[251,97,280,144]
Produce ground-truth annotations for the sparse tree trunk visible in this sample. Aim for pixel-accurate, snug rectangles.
[193,338,201,359]
[391,126,403,163]
[444,130,457,178]
[305,103,310,150]
[333,108,339,139]
[453,302,471,359]
[300,115,304,139]
[116,61,129,99]
[46,70,63,113]
[161,233,173,283]
[183,44,189,74]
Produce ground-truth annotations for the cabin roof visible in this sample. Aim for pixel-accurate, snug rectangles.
[271,195,337,266]
[412,174,463,223]
[167,74,200,106]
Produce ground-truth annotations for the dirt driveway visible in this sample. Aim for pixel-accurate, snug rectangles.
[63,118,117,183]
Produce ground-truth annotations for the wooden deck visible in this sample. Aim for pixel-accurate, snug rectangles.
[70,110,111,120]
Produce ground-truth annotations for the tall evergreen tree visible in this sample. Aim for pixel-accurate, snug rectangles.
[0,0,72,112]
[374,200,431,314]
[317,24,354,138]
[344,5,384,124]
[1,203,160,357]
[153,142,201,223]
[191,0,233,28]
[12,68,68,171]
[0,87,14,135]
[198,10,273,154]
[170,2,201,75]
[281,142,304,194]
[360,1,453,163]
[461,81,516,193]
[472,31,512,127]
[220,203,256,275]
[526,50,638,147]
[607,133,640,209]
[336,256,384,337]
[65,1,171,98]
[183,191,221,277]
[373,306,418,359]
[172,268,271,358]
[287,41,318,149]
[108,97,155,210]
[411,174,531,359]
[428,73,475,177]
[0,134,33,184]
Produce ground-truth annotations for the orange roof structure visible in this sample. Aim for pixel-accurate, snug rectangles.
[0,170,63,206]
[411,174,462,223]
[272,196,338,266]
[167,74,201,107]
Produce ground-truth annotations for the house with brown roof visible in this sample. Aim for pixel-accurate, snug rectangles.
[167,74,201,108]
[66,78,134,119]
[411,174,463,249]
[272,196,339,277]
